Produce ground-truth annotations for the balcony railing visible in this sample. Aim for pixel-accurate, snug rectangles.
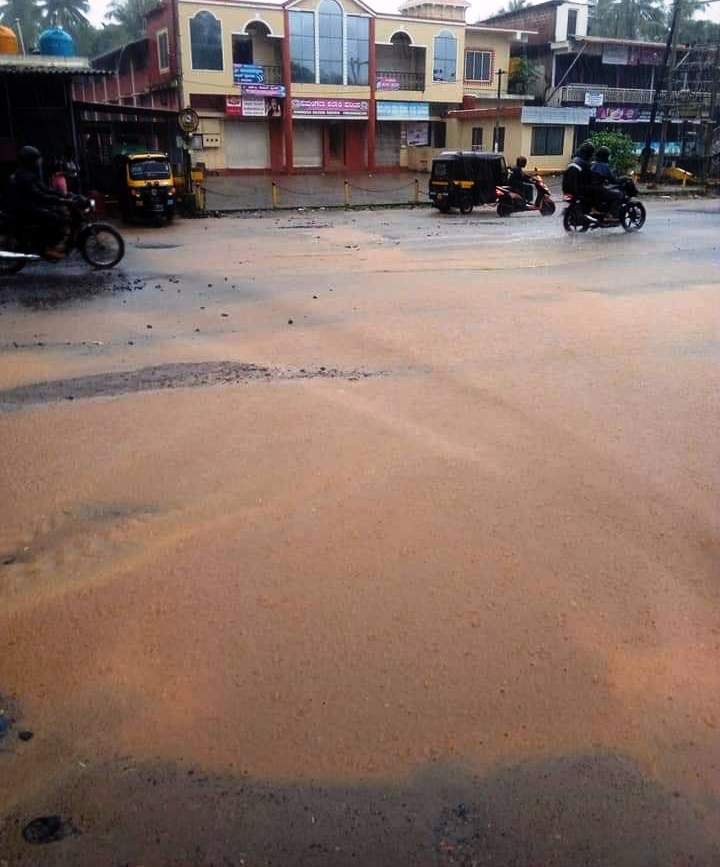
[258,64,283,85]
[376,70,425,91]
[550,84,655,105]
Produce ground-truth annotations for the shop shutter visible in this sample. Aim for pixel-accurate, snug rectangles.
[376,122,401,166]
[294,122,323,167]
[224,120,270,169]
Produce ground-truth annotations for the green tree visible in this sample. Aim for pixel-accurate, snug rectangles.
[0,0,40,48]
[590,131,637,175]
[40,0,89,30]
[104,0,155,39]
[591,0,666,40]
[499,0,529,12]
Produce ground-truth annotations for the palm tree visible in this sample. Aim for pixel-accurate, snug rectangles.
[104,0,155,39]
[499,0,529,13]
[590,0,666,40]
[40,0,89,30]
[0,0,40,48]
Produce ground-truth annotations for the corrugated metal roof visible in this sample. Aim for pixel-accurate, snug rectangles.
[0,54,111,75]
[521,105,593,124]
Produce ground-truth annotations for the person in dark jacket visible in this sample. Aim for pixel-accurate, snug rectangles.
[590,145,624,216]
[509,156,534,202]
[562,141,595,198]
[6,146,71,258]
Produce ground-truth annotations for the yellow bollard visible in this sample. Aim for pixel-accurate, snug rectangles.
[414,177,419,204]
[271,180,279,209]
[344,178,351,208]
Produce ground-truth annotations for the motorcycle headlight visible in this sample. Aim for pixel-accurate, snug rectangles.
[89,198,96,208]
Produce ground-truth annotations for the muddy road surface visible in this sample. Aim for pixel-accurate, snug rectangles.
[1,203,719,865]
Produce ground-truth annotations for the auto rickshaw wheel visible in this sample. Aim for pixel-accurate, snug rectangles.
[437,201,451,214]
[459,195,474,215]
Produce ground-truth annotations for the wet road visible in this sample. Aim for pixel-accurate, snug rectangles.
[0,202,719,865]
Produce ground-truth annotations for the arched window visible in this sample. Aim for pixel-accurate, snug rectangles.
[319,0,343,84]
[190,11,222,71]
[390,31,412,46]
[433,30,456,82]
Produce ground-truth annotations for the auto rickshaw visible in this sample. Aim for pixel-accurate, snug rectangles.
[116,153,176,224]
[429,151,507,215]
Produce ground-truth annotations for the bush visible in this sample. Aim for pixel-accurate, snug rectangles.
[590,131,637,176]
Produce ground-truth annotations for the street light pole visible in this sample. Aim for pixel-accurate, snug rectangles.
[494,68,506,153]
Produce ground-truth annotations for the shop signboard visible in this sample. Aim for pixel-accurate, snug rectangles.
[242,97,267,117]
[596,106,640,121]
[241,83,286,98]
[629,45,663,65]
[226,96,243,115]
[291,98,368,118]
[225,96,282,117]
[602,44,629,65]
[406,122,429,146]
[233,63,264,84]
[376,77,400,91]
[376,101,430,120]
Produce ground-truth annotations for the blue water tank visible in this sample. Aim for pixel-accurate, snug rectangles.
[38,26,76,57]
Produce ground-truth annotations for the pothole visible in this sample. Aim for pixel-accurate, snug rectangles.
[0,362,386,410]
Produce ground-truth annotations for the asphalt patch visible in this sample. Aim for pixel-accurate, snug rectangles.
[0,362,384,410]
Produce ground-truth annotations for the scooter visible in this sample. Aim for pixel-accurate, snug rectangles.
[0,196,125,276]
[496,175,556,218]
[563,178,646,234]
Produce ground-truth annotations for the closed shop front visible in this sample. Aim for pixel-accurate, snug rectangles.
[224,120,270,169]
[376,122,401,166]
[294,120,323,167]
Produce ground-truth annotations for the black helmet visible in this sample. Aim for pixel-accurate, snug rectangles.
[596,146,611,163]
[516,156,528,168]
[577,141,595,160]
[18,145,41,168]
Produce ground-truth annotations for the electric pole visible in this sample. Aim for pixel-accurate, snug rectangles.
[655,0,683,181]
[494,68,506,153]
[701,38,720,182]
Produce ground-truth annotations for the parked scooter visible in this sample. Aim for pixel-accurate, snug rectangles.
[496,175,556,218]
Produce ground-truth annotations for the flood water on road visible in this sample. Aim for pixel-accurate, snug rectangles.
[1,202,719,865]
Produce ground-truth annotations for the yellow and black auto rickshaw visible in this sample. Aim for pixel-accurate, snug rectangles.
[429,151,507,215]
[116,153,176,224]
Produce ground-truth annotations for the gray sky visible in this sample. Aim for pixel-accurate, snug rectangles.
[86,0,720,30]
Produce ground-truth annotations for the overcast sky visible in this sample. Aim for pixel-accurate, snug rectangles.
[85,0,720,30]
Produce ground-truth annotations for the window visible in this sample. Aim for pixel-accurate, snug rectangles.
[433,30,457,82]
[567,9,578,37]
[289,10,315,83]
[347,15,369,85]
[232,34,252,65]
[531,125,565,155]
[432,121,446,148]
[493,125,505,152]
[190,11,222,70]
[465,50,492,83]
[319,0,343,84]
[157,30,169,72]
[471,127,483,150]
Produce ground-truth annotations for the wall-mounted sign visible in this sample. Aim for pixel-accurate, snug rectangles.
[241,83,286,98]
[376,101,430,121]
[596,106,640,121]
[602,44,629,65]
[406,122,429,146]
[376,77,400,91]
[226,95,283,117]
[291,98,368,118]
[584,91,604,107]
[233,63,264,84]
[629,46,664,66]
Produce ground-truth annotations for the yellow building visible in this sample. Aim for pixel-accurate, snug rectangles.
[175,0,536,172]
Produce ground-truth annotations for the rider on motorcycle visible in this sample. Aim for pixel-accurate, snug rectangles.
[590,146,624,217]
[5,146,73,260]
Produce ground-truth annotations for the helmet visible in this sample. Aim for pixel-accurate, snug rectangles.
[18,145,41,168]
[596,146,611,163]
[577,141,595,160]
[516,156,528,168]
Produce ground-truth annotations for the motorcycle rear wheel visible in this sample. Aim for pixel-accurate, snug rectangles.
[563,206,589,233]
[0,231,26,275]
[540,199,556,217]
[79,223,125,269]
[497,200,514,218]
[620,201,646,233]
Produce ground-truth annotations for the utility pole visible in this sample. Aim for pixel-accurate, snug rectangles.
[640,0,682,179]
[494,68,506,153]
[701,38,720,182]
[14,18,25,55]
[655,0,683,181]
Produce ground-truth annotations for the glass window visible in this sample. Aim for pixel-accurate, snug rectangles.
[190,11,222,71]
[493,125,505,152]
[232,35,252,65]
[157,30,169,71]
[129,158,171,180]
[290,11,315,83]
[567,9,578,36]
[471,127,483,150]
[433,31,457,82]
[465,50,492,83]
[531,126,565,155]
[319,0,343,84]
[347,15,369,85]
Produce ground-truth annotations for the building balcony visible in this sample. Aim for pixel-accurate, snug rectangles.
[550,84,655,106]
[376,69,425,91]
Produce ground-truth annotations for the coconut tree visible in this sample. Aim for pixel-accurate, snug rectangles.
[0,0,40,48]
[104,0,156,39]
[40,0,89,31]
[591,0,667,40]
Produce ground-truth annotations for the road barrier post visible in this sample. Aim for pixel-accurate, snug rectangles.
[414,178,419,204]
[271,181,279,209]
[344,179,351,208]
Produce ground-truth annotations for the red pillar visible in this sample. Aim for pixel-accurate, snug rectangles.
[368,17,376,172]
[282,10,294,174]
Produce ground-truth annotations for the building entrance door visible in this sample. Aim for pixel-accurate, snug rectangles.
[325,122,345,170]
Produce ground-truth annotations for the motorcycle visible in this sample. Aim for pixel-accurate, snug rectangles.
[563,178,646,234]
[0,196,125,276]
[496,175,556,218]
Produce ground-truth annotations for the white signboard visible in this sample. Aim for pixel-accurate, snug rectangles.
[242,97,267,117]
[406,122,429,147]
[602,44,629,65]
[584,91,604,107]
